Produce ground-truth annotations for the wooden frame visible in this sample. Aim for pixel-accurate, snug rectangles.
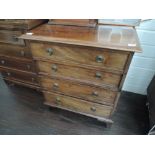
[48,19,98,27]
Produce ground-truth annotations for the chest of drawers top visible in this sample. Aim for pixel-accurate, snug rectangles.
[21,23,141,52]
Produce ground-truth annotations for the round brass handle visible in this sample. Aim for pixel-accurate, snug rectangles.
[52,83,59,89]
[12,35,18,41]
[56,97,61,104]
[1,60,5,64]
[7,72,11,76]
[31,78,34,82]
[95,72,102,79]
[21,51,25,56]
[46,48,54,56]
[92,91,98,96]
[90,106,96,112]
[96,55,104,63]
[27,64,31,70]
[52,64,57,72]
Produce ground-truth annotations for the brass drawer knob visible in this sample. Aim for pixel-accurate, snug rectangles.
[90,106,96,112]
[56,97,61,104]
[92,91,98,96]
[46,48,54,56]
[21,51,25,56]
[52,83,59,89]
[7,72,11,76]
[52,64,57,71]
[12,35,18,41]
[31,78,34,82]
[95,72,102,79]
[96,55,104,63]
[1,60,5,64]
[27,64,31,70]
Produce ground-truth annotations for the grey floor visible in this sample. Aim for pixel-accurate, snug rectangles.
[0,77,149,135]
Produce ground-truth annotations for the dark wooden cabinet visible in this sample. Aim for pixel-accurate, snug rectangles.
[20,20,141,124]
[147,75,155,130]
[0,19,47,89]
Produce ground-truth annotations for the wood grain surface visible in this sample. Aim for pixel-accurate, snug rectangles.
[0,56,36,73]
[0,43,32,58]
[39,76,118,105]
[37,60,122,89]
[43,91,113,118]
[30,42,129,72]
[20,24,141,52]
[0,29,25,45]
[48,19,97,27]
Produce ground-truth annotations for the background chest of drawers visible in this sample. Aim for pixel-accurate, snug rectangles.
[21,22,141,124]
[0,19,47,89]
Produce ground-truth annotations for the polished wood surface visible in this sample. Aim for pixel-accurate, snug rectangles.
[0,43,31,58]
[37,60,122,89]
[0,56,36,73]
[21,24,141,52]
[39,76,118,105]
[0,29,25,45]
[0,67,38,85]
[0,20,46,89]
[0,19,47,30]
[99,19,141,27]
[48,19,97,27]
[44,91,112,118]
[30,42,129,72]
[20,22,141,124]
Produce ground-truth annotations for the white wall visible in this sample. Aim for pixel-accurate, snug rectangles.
[122,20,155,95]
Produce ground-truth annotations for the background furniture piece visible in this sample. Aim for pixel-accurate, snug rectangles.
[48,19,97,27]
[21,21,141,125]
[147,75,155,134]
[0,19,47,89]
[98,19,141,27]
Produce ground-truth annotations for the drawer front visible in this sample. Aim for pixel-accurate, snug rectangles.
[44,91,112,118]
[40,77,117,105]
[0,30,25,45]
[0,69,38,84]
[0,44,32,58]
[37,61,122,88]
[0,57,36,72]
[31,42,129,71]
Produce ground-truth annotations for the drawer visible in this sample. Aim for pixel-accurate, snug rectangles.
[40,76,117,105]
[0,44,32,58]
[44,91,112,118]
[0,56,36,72]
[37,61,122,89]
[0,68,38,84]
[30,42,129,72]
[0,30,25,45]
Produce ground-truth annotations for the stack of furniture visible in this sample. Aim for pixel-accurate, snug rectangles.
[21,19,141,125]
[0,19,46,89]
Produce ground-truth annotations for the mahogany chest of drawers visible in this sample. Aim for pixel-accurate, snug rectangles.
[0,19,46,89]
[21,23,141,125]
